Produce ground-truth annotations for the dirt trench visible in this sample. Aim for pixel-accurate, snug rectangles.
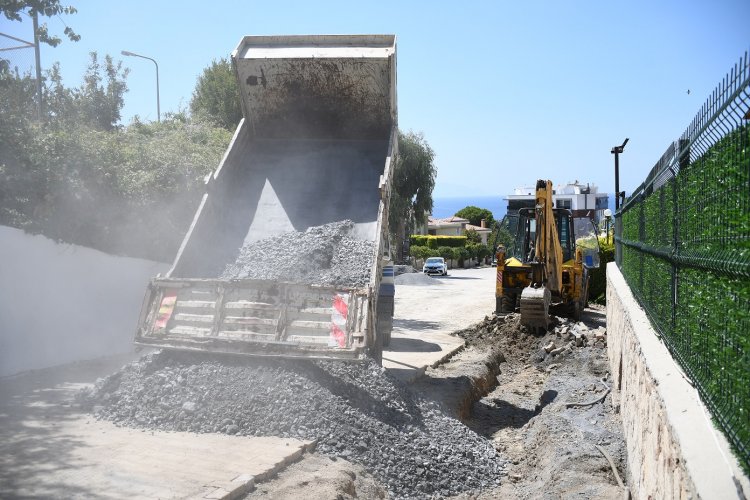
[448,306,627,499]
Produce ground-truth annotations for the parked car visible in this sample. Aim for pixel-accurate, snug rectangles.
[423,257,448,276]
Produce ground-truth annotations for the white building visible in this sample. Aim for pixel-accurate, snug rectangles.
[505,181,609,224]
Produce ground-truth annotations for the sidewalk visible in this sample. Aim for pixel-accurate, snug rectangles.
[0,353,312,500]
[383,267,496,382]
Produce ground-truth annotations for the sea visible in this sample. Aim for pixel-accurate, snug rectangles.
[431,195,507,221]
[431,193,616,221]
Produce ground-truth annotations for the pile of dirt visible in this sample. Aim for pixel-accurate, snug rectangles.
[220,220,374,288]
[83,353,505,499]
[451,308,628,499]
[393,264,417,275]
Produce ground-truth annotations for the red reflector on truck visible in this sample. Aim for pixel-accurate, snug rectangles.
[154,291,177,330]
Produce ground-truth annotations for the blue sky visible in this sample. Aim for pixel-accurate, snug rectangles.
[2,0,748,198]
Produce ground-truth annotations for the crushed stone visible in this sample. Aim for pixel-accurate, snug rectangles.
[82,353,505,499]
[394,272,441,286]
[220,220,374,288]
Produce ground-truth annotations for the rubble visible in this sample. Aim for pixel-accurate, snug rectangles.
[452,308,626,499]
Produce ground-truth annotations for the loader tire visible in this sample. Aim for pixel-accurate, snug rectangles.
[500,293,516,313]
[571,300,582,321]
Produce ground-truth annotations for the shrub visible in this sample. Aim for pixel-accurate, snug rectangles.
[588,236,615,304]
[409,235,467,249]
[438,246,454,260]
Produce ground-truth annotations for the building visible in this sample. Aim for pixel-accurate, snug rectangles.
[505,181,609,224]
[426,216,492,245]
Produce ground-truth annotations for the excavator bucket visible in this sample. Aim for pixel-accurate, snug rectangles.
[520,285,551,331]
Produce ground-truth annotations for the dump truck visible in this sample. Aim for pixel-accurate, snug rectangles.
[134,35,397,362]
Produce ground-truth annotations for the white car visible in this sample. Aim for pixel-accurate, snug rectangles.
[423,257,448,276]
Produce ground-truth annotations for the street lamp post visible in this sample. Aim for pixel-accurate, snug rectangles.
[611,138,629,210]
[121,50,160,122]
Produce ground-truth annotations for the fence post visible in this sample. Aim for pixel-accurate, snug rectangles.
[673,139,689,333]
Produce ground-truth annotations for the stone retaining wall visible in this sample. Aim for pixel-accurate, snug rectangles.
[606,263,748,499]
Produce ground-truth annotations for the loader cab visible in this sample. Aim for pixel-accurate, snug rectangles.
[513,208,575,263]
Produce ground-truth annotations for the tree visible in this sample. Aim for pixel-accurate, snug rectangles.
[464,228,481,244]
[190,58,242,131]
[2,1,81,47]
[78,52,128,130]
[42,53,129,130]
[489,216,515,253]
[455,205,495,228]
[389,130,437,262]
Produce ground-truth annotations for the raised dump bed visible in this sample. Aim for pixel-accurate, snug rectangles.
[135,35,397,361]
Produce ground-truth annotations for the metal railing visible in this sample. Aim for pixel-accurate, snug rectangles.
[615,49,750,473]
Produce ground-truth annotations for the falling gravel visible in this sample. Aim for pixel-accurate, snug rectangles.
[220,220,374,288]
[84,352,505,499]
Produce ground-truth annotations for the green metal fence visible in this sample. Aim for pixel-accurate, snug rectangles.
[615,50,749,473]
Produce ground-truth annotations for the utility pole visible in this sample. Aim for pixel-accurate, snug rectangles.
[121,51,160,122]
[32,11,43,121]
[611,138,629,210]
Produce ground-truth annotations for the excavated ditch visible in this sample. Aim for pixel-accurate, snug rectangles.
[447,308,628,499]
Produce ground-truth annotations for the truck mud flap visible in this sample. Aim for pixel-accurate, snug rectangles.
[135,278,369,360]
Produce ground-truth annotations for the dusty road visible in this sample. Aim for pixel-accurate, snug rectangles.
[383,266,496,380]
[393,266,497,334]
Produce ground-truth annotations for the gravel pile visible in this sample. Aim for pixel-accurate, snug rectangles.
[221,220,374,288]
[395,272,442,286]
[84,352,505,498]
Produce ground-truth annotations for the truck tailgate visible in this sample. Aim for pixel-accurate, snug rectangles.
[135,278,369,360]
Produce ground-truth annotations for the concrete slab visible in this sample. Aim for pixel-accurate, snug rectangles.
[383,266,496,382]
[0,353,312,499]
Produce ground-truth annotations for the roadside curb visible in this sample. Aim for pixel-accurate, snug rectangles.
[191,440,317,500]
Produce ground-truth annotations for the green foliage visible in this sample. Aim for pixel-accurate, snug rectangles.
[3,117,231,260]
[455,205,494,228]
[489,216,515,254]
[409,235,466,249]
[437,246,454,260]
[409,235,429,247]
[464,228,480,244]
[476,243,492,260]
[456,247,470,265]
[588,236,615,304]
[190,58,242,131]
[2,1,81,47]
[0,60,232,260]
[389,130,437,260]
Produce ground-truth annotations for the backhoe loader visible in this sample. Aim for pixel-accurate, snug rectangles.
[494,180,600,331]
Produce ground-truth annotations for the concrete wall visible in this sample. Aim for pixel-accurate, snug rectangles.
[606,263,749,499]
[0,226,168,377]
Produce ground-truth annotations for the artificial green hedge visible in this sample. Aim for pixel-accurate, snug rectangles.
[618,122,750,473]
[409,235,467,248]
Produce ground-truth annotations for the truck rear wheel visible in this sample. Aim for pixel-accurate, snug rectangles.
[370,330,384,365]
